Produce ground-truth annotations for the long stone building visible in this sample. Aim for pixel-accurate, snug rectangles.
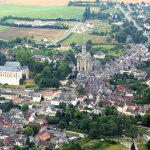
[0,62,29,85]
[77,44,93,72]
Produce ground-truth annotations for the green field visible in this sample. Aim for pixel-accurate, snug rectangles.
[0,25,9,31]
[102,8,120,14]
[0,5,84,19]
[62,32,109,44]
[78,139,127,150]
[90,20,112,33]
[137,144,148,150]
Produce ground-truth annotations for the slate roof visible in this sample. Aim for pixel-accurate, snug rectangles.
[0,62,28,72]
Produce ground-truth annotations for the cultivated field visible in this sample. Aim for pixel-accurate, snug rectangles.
[0,26,69,42]
[0,5,84,19]
[0,0,149,6]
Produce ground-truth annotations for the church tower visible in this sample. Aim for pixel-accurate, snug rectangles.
[77,44,93,72]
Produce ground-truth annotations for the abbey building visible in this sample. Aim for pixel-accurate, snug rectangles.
[0,62,29,85]
[77,45,93,72]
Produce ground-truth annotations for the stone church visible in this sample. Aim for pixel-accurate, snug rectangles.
[0,62,29,85]
[77,44,93,72]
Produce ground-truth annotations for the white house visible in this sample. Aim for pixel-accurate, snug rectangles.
[46,104,56,115]
[0,62,29,85]
[94,51,106,59]
[32,93,42,102]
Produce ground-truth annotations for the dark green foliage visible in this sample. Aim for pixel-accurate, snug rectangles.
[105,106,118,116]
[115,31,127,43]
[57,121,67,129]
[77,86,86,95]
[34,60,71,88]
[21,105,29,112]
[113,21,148,44]
[83,5,91,19]
[0,52,6,65]
[2,100,13,112]
[62,142,81,150]
[128,125,138,141]
[46,116,59,125]
[23,125,39,136]
[142,114,150,127]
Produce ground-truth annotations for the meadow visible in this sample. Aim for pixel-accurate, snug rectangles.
[62,19,112,44]
[62,32,109,44]
[0,5,84,19]
[78,139,128,150]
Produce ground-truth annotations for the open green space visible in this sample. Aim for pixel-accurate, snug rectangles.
[90,20,112,33]
[102,8,120,14]
[78,139,127,150]
[93,44,115,49]
[0,25,9,31]
[62,32,109,44]
[0,5,84,19]
[137,144,148,150]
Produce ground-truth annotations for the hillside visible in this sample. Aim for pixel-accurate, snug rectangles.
[0,0,149,6]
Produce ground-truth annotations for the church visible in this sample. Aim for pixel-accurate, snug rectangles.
[77,44,93,72]
[0,62,29,85]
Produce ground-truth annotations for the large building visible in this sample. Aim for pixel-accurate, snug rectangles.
[0,62,29,85]
[77,45,93,72]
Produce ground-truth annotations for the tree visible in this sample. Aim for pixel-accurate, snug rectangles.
[57,61,71,80]
[130,143,136,150]
[21,105,29,112]
[59,102,67,110]
[77,86,86,95]
[115,32,127,43]
[128,125,138,141]
[57,121,67,130]
[63,143,81,150]
[83,5,91,19]
[16,50,31,65]
[23,127,34,136]
[105,106,118,116]
[142,114,150,127]
[3,100,14,112]
[0,52,6,65]
[46,116,59,125]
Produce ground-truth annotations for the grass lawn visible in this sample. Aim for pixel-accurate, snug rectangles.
[62,32,108,44]
[137,144,148,150]
[102,8,120,14]
[0,25,9,31]
[0,5,84,19]
[89,20,112,33]
[78,139,128,150]
[141,66,150,71]
[0,79,38,89]
[93,44,115,49]
[105,144,128,150]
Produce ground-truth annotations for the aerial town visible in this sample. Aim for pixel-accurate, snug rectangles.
[0,0,150,150]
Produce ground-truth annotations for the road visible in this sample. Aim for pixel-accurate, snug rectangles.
[116,3,150,43]
[52,22,82,44]
[0,39,9,42]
